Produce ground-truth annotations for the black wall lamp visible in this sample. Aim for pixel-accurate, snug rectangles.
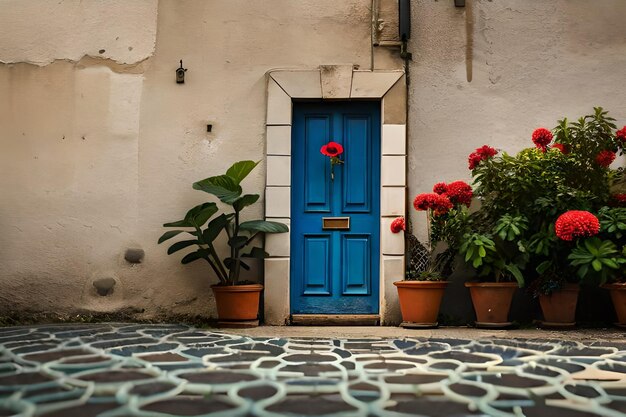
[176,60,187,84]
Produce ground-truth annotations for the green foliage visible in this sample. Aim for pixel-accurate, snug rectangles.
[430,207,470,252]
[494,214,528,242]
[460,233,496,269]
[568,237,625,285]
[159,160,288,286]
[598,207,626,239]
[458,215,528,287]
[460,108,625,292]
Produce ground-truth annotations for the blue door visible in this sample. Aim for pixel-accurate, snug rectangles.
[291,101,381,314]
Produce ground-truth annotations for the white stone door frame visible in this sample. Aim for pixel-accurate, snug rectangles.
[263,65,407,325]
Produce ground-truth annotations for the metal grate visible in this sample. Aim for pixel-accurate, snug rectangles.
[406,232,430,275]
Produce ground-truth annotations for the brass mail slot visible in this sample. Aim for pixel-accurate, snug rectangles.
[322,217,350,230]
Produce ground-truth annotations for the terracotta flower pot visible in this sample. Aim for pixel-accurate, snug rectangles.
[601,283,626,326]
[538,283,579,326]
[211,284,263,322]
[394,280,448,327]
[464,282,518,327]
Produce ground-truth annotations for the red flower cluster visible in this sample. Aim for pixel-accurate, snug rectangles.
[595,150,616,167]
[390,217,405,234]
[532,128,553,152]
[320,141,344,157]
[552,143,568,154]
[442,180,473,207]
[609,194,626,207]
[433,182,447,195]
[616,126,626,143]
[555,210,600,241]
[468,145,498,170]
[413,193,453,215]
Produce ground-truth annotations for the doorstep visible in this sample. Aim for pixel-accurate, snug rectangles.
[290,314,380,326]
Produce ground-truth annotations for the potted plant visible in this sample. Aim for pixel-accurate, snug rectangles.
[465,108,625,328]
[453,144,529,327]
[587,206,626,326]
[393,181,472,327]
[458,214,528,327]
[158,160,288,325]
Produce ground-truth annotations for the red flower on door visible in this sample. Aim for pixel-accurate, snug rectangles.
[320,141,344,181]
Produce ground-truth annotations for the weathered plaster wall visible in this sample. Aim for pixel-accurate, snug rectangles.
[0,0,158,65]
[0,0,398,319]
[408,0,626,321]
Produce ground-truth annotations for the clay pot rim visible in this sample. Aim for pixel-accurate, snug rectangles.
[601,282,626,289]
[211,284,264,292]
[394,280,449,288]
[464,281,519,288]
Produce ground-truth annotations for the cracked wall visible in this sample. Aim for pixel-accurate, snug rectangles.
[407,0,626,321]
[0,0,394,320]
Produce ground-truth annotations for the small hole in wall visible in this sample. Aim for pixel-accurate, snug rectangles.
[207,124,213,133]
[99,49,105,54]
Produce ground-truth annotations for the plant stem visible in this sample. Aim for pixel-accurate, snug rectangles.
[195,225,227,283]
[232,211,242,284]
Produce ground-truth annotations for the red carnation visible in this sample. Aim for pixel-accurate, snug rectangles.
[444,180,473,207]
[552,143,568,154]
[532,128,553,151]
[390,217,405,234]
[320,141,344,157]
[555,210,600,241]
[468,152,482,170]
[413,193,453,215]
[595,150,616,167]
[616,126,626,143]
[476,145,498,158]
[468,145,498,170]
[433,182,448,195]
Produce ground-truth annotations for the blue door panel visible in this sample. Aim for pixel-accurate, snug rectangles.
[291,101,381,315]
[343,116,371,212]
[303,235,331,295]
[342,234,371,295]
[304,116,331,212]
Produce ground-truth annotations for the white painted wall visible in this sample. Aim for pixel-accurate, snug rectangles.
[0,0,394,319]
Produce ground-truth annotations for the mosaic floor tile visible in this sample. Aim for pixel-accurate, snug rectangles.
[1,324,626,416]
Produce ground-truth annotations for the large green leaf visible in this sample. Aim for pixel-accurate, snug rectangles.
[181,249,208,264]
[239,220,289,233]
[226,160,259,185]
[192,175,242,204]
[202,214,230,243]
[163,219,195,228]
[505,264,524,288]
[168,240,198,255]
[158,230,187,244]
[184,202,218,226]
[233,194,259,212]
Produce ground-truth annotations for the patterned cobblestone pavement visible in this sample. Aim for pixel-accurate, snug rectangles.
[1,324,626,416]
